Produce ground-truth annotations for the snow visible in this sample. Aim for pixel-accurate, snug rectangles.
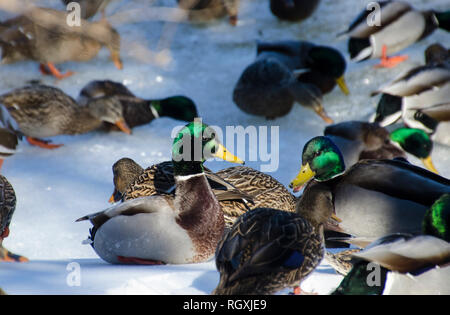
[0,0,449,295]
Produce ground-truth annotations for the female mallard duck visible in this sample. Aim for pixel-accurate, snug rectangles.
[340,1,450,68]
[372,52,450,145]
[77,80,198,129]
[233,40,348,122]
[0,7,122,79]
[0,175,28,263]
[332,194,450,295]
[77,121,244,265]
[289,136,450,240]
[324,121,438,173]
[177,0,240,26]
[0,85,131,149]
[110,157,297,228]
[61,0,111,19]
[269,0,320,22]
[213,183,337,295]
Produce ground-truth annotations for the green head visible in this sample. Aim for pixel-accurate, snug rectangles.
[332,260,388,295]
[171,121,243,176]
[151,96,198,122]
[423,194,450,242]
[290,136,345,192]
[390,128,438,173]
[306,46,349,95]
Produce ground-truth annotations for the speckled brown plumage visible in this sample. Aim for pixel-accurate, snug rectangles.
[123,164,297,228]
[0,175,16,233]
[324,249,361,276]
[0,85,126,139]
[177,0,240,25]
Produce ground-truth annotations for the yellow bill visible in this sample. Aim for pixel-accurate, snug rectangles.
[421,156,439,174]
[314,105,334,124]
[214,143,244,164]
[336,76,350,95]
[290,163,315,192]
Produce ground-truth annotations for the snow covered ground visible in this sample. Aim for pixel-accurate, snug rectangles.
[0,0,449,295]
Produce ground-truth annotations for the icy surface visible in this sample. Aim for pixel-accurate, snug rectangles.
[0,0,449,295]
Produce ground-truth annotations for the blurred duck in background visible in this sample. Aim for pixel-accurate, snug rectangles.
[177,0,240,26]
[372,43,450,146]
[340,1,450,68]
[270,0,321,22]
[77,80,198,130]
[0,7,122,79]
[233,40,348,122]
[0,85,131,149]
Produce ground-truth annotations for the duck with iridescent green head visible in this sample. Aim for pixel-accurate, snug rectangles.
[332,193,450,295]
[77,121,244,265]
[289,136,450,240]
[78,80,198,130]
[324,121,438,173]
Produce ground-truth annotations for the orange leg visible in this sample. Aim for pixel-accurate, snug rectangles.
[39,63,52,75]
[0,246,29,263]
[26,137,63,150]
[117,256,166,265]
[374,45,409,68]
[45,63,74,80]
[0,159,4,171]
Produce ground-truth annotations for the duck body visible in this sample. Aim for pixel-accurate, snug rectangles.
[270,0,320,22]
[0,105,20,163]
[344,1,448,63]
[233,40,346,121]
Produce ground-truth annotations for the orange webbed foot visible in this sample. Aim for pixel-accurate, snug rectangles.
[26,137,63,150]
[374,45,409,68]
[0,246,29,263]
[46,63,75,80]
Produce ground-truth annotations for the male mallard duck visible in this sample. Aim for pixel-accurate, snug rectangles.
[233,40,348,122]
[340,1,450,68]
[110,157,297,228]
[289,136,450,239]
[77,121,244,264]
[0,175,28,263]
[177,0,240,26]
[213,183,338,295]
[77,80,198,129]
[0,7,122,79]
[269,0,320,22]
[0,85,131,149]
[332,193,450,295]
[324,121,438,173]
[62,0,112,19]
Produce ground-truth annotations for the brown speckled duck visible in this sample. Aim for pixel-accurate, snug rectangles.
[77,80,199,129]
[110,158,297,228]
[177,0,240,25]
[0,174,28,263]
[213,183,337,295]
[0,7,122,79]
[77,122,244,265]
[0,85,131,149]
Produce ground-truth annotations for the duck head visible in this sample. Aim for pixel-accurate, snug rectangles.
[150,96,198,122]
[390,127,438,173]
[423,193,450,242]
[304,46,349,95]
[172,121,244,176]
[290,136,345,192]
[87,97,131,134]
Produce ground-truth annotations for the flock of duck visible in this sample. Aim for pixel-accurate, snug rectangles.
[0,0,449,295]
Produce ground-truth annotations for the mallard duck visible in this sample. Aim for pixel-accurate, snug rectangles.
[0,85,131,149]
[77,121,244,265]
[372,43,450,145]
[0,7,122,79]
[213,183,338,295]
[110,157,297,228]
[77,80,198,129]
[62,0,112,19]
[341,1,450,68]
[324,121,438,173]
[0,105,21,170]
[289,136,450,240]
[332,193,450,295]
[233,40,348,122]
[177,0,240,26]
[269,0,320,22]
[0,175,28,263]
